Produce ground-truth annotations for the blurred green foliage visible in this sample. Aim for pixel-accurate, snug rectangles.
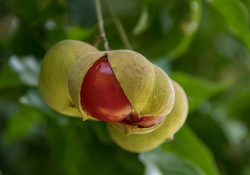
[0,0,250,175]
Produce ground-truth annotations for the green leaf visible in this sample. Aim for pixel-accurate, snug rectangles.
[199,101,248,150]
[46,118,144,175]
[4,107,44,142]
[7,0,40,23]
[133,8,149,36]
[171,72,232,113]
[166,0,202,59]
[206,0,250,53]
[162,125,220,175]
[91,122,113,145]
[140,148,206,175]
[66,0,97,28]
[19,89,64,118]
[10,23,45,57]
[133,0,202,60]
[0,62,22,90]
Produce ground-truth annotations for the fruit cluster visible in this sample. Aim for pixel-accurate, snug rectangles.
[39,40,188,152]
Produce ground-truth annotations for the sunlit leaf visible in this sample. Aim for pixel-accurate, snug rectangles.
[162,125,220,175]
[19,89,64,119]
[206,0,250,53]
[133,7,151,36]
[9,55,40,87]
[200,101,248,149]
[140,148,205,175]
[171,72,232,113]
[133,0,202,60]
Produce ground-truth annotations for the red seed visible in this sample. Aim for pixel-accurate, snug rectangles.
[80,57,132,121]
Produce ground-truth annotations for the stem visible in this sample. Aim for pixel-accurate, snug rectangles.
[105,0,133,50]
[94,0,109,51]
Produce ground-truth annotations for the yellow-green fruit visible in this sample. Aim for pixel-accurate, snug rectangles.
[108,81,188,153]
[39,40,98,117]
[68,50,175,134]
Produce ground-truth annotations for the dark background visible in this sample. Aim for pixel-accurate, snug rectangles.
[0,0,250,175]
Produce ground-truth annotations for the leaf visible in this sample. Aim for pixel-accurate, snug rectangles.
[46,118,144,175]
[66,0,97,28]
[206,0,250,53]
[133,0,202,60]
[19,89,64,119]
[7,0,40,23]
[133,7,150,36]
[140,148,206,175]
[198,101,248,150]
[10,23,45,57]
[171,72,232,113]
[9,55,40,87]
[4,107,44,142]
[91,122,113,145]
[166,0,202,59]
[0,62,22,90]
[152,58,172,75]
[162,125,220,175]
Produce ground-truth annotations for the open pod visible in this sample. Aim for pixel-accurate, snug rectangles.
[68,50,175,134]
[108,81,189,152]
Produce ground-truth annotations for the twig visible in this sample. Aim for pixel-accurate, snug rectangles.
[94,0,109,51]
[93,35,103,48]
[105,0,133,50]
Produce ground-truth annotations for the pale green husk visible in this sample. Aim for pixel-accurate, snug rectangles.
[68,50,175,130]
[108,50,175,117]
[108,81,189,153]
[39,40,98,117]
[68,52,106,120]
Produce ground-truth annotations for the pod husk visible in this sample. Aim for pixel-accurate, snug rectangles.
[39,40,98,117]
[108,81,189,153]
[108,50,175,117]
[68,50,175,127]
[68,52,106,120]
[110,117,166,135]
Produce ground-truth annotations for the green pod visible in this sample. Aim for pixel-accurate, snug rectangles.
[68,50,175,134]
[108,81,188,152]
[39,40,98,117]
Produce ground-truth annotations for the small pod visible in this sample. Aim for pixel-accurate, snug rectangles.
[108,81,189,152]
[39,40,98,117]
[68,50,175,134]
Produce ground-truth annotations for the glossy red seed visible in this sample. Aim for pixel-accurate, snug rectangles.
[80,57,132,121]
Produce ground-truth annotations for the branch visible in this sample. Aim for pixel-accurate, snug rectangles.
[94,0,109,51]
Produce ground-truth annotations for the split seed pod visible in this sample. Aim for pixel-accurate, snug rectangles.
[68,50,175,134]
[108,81,189,152]
[39,40,98,117]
